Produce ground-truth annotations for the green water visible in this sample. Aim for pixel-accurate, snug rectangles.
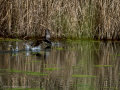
[0,40,120,90]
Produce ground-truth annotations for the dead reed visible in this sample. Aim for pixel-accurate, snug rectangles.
[0,0,120,39]
[95,0,120,40]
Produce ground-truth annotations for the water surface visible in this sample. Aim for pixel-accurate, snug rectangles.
[0,40,120,90]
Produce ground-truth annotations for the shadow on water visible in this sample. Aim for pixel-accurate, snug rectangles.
[0,40,120,90]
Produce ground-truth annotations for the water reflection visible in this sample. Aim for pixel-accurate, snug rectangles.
[0,40,120,90]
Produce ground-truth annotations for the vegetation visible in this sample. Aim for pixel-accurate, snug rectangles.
[0,0,120,40]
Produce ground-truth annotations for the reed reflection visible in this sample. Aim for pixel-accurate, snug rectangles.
[0,41,120,89]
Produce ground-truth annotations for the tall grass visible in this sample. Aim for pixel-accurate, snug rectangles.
[0,0,120,39]
[95,0,120,40]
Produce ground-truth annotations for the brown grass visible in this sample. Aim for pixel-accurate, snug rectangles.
[0,0,120,39]
[95,0,120,40]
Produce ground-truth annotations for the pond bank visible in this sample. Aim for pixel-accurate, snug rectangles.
[0,35,67,42]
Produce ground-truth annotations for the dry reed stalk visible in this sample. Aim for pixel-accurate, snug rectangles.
[0,0,89,38]
[95,0,120,40]
[0,0,119,39]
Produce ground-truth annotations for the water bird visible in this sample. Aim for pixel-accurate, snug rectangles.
[30,29,51,47]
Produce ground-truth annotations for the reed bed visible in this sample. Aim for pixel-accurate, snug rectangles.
[95,0,120,40]
[0,0,120,39]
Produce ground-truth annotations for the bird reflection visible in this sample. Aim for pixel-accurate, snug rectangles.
[44,45,51,60]
[31,45,51,61]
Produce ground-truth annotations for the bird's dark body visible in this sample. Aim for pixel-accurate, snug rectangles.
[30,40,43,47]
[43,39,51,44]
